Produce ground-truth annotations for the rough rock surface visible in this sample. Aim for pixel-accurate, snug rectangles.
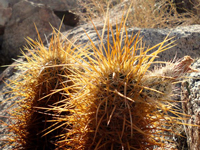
[0,0,12,51]
[0,0,67,66]
[2,0,22,7]
[182,58,200,150]
[0,0,12,30]
[0,0,80,67]
[63,23,200,61]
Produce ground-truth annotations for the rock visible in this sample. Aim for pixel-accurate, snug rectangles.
[3,0,22,7]
[0,0,12,34]
[0,0,22,30]
[26,1,80,29]
[0,0,67,66]
[62,23,200,61]
[0,0,9,8]
[26,0,80,26]
[182,58,200,150]
[27,0,78,11]
[0,7,12,33]
[138,25,200,60]
[0,0,81,67]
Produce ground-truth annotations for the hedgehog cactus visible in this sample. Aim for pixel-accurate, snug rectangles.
[2,28,80,149]
[55,20,197,149]
[142,55,196,100]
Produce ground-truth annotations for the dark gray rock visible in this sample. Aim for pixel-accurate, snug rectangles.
[0,2,12,28]
[0,0,66,66]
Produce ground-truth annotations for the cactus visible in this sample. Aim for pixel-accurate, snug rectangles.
[53,17,197,149]
[2,13,198,150]
[1,28,81,149]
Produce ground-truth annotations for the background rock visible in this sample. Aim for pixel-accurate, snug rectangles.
[0,0,80,67]
[0,0,67,66]
[0,0,12,29]
[0,0,9,8]
[3,0,22,7]
[0,0,12,54]
[62,22,200,61]
[182,58,200,150]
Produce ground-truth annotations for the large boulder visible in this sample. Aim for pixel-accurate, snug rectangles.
[0,0,12,30]
[27,0,80,26]
[0,0,80,67]
[0,0,12,54]
[63,22,200,61]
[0,0,67,66]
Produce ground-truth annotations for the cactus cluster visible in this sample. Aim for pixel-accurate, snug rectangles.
[1,16,197,149]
